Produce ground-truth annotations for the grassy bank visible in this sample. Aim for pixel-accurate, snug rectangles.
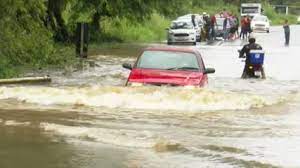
[96,13,171,43]
[0,44,78,79]
[0,1,78,79]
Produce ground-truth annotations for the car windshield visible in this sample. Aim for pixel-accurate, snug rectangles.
[253,16,267,22]
[170,21,194,29]
[137,51,200,71]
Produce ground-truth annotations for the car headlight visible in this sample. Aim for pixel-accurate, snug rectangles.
[127,82,144,87]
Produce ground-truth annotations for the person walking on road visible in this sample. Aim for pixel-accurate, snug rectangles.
[283,19,290,46]
[223,16,231,41]
[233,15,239,39]
[245,16,252,38]
[240,16,247,39]
[211,14,217,40]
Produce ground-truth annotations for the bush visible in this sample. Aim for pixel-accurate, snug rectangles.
[0,0,77,78]
[0,0,53,77]
[99,13,170,43]
[264,4,297,25]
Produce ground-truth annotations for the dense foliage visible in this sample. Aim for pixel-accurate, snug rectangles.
[0,0,299,78]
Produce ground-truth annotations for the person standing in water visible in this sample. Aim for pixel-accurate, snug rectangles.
[283,19,290,46]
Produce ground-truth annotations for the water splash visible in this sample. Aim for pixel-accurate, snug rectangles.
[0,86,288,112]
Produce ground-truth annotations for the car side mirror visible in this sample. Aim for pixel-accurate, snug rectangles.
[122,63,132,70]
[204,68,215,74]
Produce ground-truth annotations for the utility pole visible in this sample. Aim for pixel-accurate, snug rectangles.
[75,23,89,58]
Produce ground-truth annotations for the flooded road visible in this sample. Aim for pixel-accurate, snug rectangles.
[1,26,300,168]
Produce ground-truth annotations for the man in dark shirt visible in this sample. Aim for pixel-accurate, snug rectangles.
[211,14,216,40]
[283,19,290,46]
[191,15,197,27]
[239,34,265,79]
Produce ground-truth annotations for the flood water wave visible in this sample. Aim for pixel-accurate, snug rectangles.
[0,86,290,112]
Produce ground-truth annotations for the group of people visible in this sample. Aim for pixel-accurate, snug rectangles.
[201,13,216,41]
[240,16,252,39]
[192,9,291,47]
[222,13,240,41]
[199,9,249,42]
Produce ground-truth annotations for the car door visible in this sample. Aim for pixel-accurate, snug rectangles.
[195,51,208,86]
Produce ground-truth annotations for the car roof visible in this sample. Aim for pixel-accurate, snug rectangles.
[144,46,199,54]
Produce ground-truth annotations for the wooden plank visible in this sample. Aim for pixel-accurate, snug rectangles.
[0,76,51,85]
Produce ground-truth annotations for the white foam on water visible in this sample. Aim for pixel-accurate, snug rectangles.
[0,86,288,112]
[40,122,158,148]
[4,120,31,126]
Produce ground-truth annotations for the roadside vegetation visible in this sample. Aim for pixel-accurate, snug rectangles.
[0,0,298,78]
[264,4,298,25]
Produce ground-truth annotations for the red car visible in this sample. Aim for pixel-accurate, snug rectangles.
[122,47,215,87]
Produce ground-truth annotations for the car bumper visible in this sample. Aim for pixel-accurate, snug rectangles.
[168,35,196,43]
[252,26,269,32]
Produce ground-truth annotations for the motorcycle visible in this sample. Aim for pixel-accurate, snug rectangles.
[238,49,266,79]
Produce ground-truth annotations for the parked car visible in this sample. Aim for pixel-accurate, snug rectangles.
[122,47,215,87]
[251,15,270,33]
[177,14,204,27]
[215,17,225,37]
[177,14,203,42]
[167,20,197,45]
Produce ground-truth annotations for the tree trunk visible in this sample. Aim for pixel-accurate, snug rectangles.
[46,0,69,42]
[92,12,101,31]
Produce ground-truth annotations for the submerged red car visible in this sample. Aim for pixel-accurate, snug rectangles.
[122,47,215,87]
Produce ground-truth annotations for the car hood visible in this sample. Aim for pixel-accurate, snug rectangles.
[128,68,204,86]
[170,29,195,34]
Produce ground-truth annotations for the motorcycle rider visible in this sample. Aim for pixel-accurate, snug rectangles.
[239,34,266,79]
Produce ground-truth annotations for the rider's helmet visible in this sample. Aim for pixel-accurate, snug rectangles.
[248,33,256,43]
